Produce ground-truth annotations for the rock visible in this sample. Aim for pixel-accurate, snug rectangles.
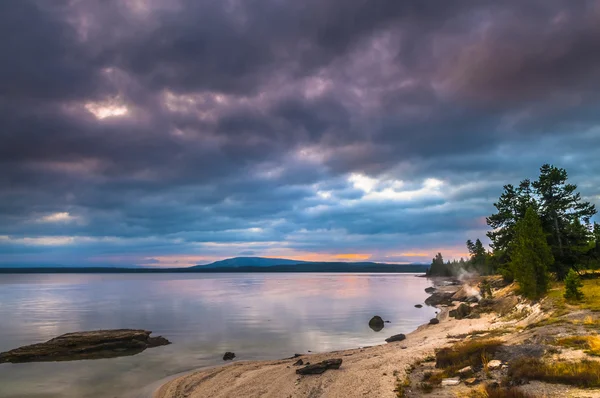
[415,304,423,308]
[385,334,406,343]
[293,359,304,366]
[0,329,170,364]
[368,316,385,332]
[457,366,473,376]
[425,291,455,306]
[487,360,502,370]
[223,352,236,361]
[384,320,391,323]
[441,377,460,386]
[425,287,436,294]
[450,303,472,320]
[464,378,479,386]
[296,358,342,375]
[429,318,440,325]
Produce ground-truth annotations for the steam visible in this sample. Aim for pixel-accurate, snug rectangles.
[455,267,482,301]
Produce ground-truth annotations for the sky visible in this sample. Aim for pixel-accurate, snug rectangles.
[1,0,599,268]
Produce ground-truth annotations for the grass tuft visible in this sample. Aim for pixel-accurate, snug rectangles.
[467,384,539,398]
[508,357,600,387]
[555,335,600,356]
[435,339,503,375]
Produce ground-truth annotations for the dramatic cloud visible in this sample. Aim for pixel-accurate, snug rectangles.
[1,0,599,267]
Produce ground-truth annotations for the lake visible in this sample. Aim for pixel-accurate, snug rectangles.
[0,273,435,398]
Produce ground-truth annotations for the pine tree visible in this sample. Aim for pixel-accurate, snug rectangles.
[510,207,553,299]
[564,269,584,301]
[532,164,596,278]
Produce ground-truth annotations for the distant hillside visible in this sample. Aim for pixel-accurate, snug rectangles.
[190,262,428,273]
[196,257,309,268]
[191,257,428,273]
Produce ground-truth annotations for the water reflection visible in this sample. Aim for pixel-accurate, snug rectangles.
[0,273,435,398]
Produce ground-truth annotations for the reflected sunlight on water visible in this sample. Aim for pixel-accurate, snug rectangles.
[0,273,435,398]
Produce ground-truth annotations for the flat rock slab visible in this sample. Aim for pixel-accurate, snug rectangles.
[385,334,406,343]
[296,358,342,375]
[0,329,170,363]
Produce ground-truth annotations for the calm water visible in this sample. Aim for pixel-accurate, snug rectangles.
[0,273,435,398]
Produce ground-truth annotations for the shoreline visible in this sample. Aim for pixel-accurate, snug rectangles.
[153,278,492,398]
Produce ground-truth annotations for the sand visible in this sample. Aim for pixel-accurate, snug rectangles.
[155,307,497,398]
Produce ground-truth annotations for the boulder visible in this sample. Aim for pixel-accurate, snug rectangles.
[429,318,440,325]
[385,334,406,343]
[425,292,455,307]
[0,329,170,364]
[449,303,472,320]
[293,359,304,366]
[414,304,423,308]
[223,352,236,361]
[368,316,385,332]
[425,287,436,294]
[296,358,342,375]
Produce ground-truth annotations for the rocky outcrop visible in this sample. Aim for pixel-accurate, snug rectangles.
[0,329,170,363]
[296,358,342,375]
[385,334,406,343]
[368,316,385,332]
[449,303,473,320]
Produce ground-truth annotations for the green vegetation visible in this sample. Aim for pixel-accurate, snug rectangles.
[509,207,552,299]
[435,339,503,376]
[429,164,598,301]
[564,269,584,300]
[547,278,600,311]
[508,357,600,387]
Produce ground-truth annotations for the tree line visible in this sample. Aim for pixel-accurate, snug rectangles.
[428,164,599,299]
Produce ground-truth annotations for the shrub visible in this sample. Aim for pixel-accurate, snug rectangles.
[564,269,584,301]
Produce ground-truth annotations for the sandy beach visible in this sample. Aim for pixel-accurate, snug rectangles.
[155,283,498,398]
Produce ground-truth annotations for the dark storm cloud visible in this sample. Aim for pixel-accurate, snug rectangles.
[0,0,599,266]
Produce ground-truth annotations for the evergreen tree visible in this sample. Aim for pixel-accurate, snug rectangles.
[564,269,584,301]
[428,253,451,276]
[532,164,596,278]
[510,207,553,299]
[486,180,537,264]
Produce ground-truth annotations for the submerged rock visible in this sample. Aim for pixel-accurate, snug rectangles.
[296,358,342,375]
[368,316,385,332]
[0,329,170,364]
[414,304,423,308]
[385,334,406,343]
[223,352,236,361]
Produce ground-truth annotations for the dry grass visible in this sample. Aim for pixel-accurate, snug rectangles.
[467,384,539,398]
[547,279,600,312]
[555,335,600,356]
[508,357,600,387]
[435,339,503,375]
[394,376,410,397]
